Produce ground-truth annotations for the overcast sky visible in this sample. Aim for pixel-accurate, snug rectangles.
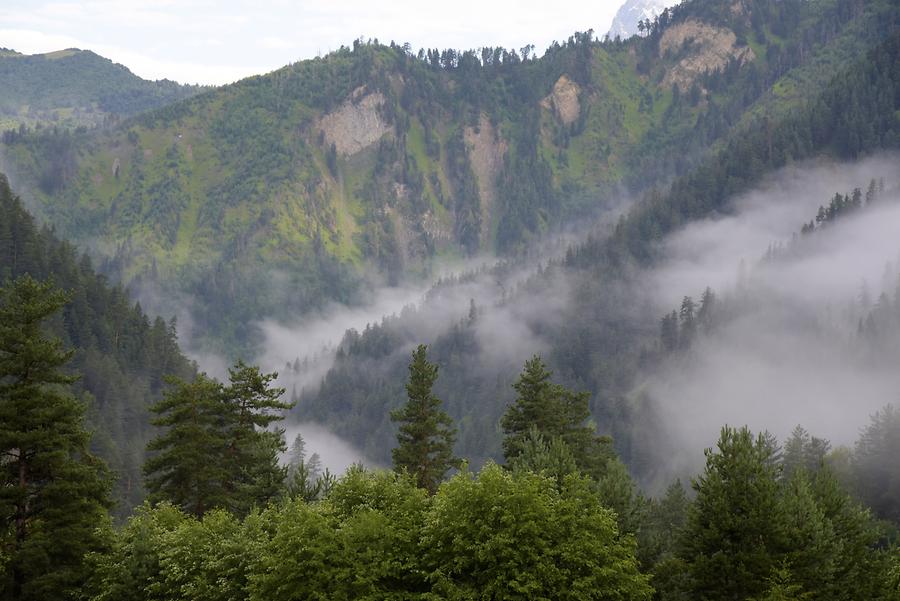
[1,1,629,85]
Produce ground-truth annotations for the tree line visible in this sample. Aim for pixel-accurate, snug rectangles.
[3,274,900,598]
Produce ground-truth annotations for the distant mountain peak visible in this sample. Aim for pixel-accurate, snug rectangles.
[607,0,677,40]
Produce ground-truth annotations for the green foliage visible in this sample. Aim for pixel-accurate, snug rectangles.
[751,564,812,601]
[0,275,111,600]
[391,344,459,494]
[144,374,231,517]
[782,425,830,481]
[502,355,613,479]
[143,363,290,517]
[675,425,897,601]
[285,433,335,502]
[680,426,786,601]
[508,426,579,485]
[87,464,654,600]
[422,463,653,600]
[0,175,195,515]
[0,48,202,129]
[84,502,262,601]
[11,0,886,357]
[853,405,900,524]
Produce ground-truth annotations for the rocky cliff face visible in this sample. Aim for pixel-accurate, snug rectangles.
[319,88,392,156]
[659,19,755,90]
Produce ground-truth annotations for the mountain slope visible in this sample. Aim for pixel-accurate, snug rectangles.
[0,47,204,130]
[1,0,895,360]
[608,0,677,39]
[298,21,900,473]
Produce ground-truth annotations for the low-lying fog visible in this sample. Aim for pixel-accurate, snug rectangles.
[642,155,900,483]
[175,154,899,483]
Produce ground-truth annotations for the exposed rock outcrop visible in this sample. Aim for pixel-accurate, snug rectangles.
[540,75,581,126]
[464,114,507,245]
[319,88,392,156]
[659,20,755,90]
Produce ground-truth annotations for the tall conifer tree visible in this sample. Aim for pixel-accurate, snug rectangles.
[502,355,612,478]
[143,373,230,517]
[144,362,290,517]
[0,276,110,600]
[680,426,787,600]
[391,345,458,494]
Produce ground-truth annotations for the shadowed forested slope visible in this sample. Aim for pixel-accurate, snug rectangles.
[0,174,195,516]
[299,23,900,473]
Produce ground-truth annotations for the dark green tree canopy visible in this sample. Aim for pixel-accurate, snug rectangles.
[0,275,111,600]
[391,344,459,494]
[502,355,613,478]
[144,362,290,517]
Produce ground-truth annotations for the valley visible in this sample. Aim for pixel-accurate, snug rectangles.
[2,0,900,598]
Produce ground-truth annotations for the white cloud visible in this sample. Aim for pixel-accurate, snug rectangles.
[260,35,296,50]
[0,28,84,53]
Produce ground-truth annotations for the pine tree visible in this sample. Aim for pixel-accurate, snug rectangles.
[0,275,111,600]
[144,362,291,517]
[852,405,900,523]
[286,433,331,502]
[680,426,787,601]
[502,355,612,478]
[220,361,290,514]
[143,373,230,517]
[660,310,679,352]
[391,345,459,494]
[782,425,829,480]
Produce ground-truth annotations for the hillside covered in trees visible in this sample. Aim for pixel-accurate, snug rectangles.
[297,20,900,477]
[3,0,900,598]
[0,47,204,130]
[3,291,900,598]
[0,175,195,515]
[3,0,896,354]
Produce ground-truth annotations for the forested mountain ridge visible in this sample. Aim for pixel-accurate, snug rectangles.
[0,47,204,130]
[0,174,195,516]
[298,22,900,475]
[3,2,900,598]
[2,0,890,354]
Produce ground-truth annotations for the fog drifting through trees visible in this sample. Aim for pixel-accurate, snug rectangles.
[643,154,900,484]
[188,155,900,482]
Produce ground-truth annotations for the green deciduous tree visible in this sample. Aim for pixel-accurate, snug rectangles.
[391,344,459,494]
[84,502,265,601]
[250,468,430,600]
[0,275,111,600]
[421,463,653,600]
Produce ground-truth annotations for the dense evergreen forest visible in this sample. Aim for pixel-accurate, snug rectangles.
[0,175,195,515]
[298,26,900,473]
[0,48,204,130]
[3,0,900,598]
[2,287,900,598]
